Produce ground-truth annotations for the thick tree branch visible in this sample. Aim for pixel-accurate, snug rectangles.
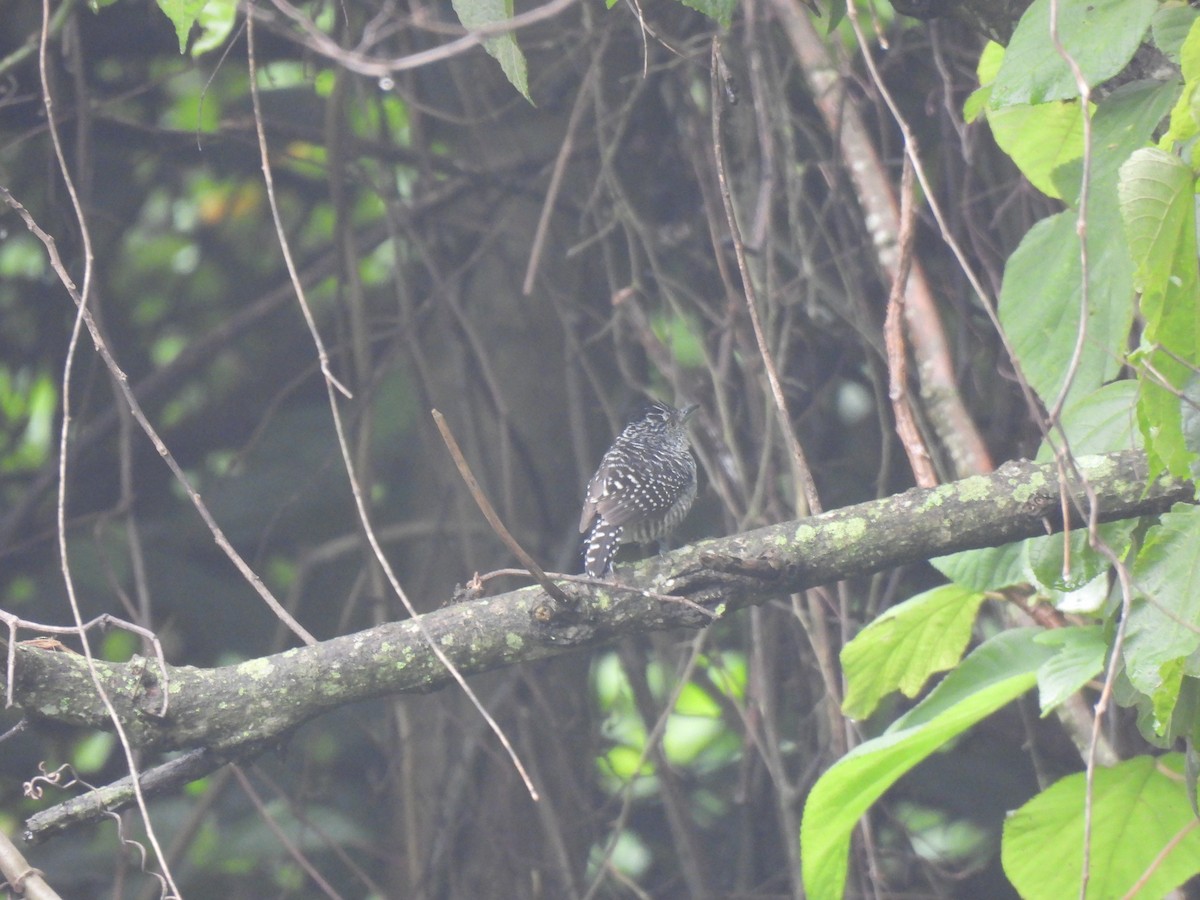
[11,450,1191,840]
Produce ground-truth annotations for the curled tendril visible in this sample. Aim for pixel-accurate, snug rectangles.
[22,761,176,898]
[23,761,79,800]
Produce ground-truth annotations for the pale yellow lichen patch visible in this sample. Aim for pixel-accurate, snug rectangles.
[1078,455,1114,477]
[794,524,817,543]
[506,632,524,652]
[238,658,275,679]
[955,476,991,502]
[920,490,945,510]
[1011,471,1046,504]
[834,517,867,541]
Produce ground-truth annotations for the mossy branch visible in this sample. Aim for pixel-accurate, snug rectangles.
[11,450,1191,841]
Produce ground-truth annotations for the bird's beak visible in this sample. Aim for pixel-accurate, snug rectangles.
[680,404,699,421]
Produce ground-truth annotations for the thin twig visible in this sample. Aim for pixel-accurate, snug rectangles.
[522,45,603,295]
[0,187,318,650]
[1119,809,1198,899]
[710,38,820,518]
[1039,1,1100,894]
[35,3,179,892]
[229,766,346,900]
[581,632,709,900]
[245,13,540,803]
[432,410,571,606]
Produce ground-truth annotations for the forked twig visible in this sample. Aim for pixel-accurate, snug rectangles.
[1,611,170,715]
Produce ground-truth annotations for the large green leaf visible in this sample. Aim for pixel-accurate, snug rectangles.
[991,0,1157,107]
[932,542,1029,592]
[1035,380,1140,462]
[801,629,1053,900]
[1123,505,1200,733]
[1120,146,1200,479]
[996,81,1178,413]
[1003,754,1200,899]
[998,210,1131,411]
[841,584,986,720]
[1119,148,1197,302]
[986,100,1086,199]
[1052,81,1181,209]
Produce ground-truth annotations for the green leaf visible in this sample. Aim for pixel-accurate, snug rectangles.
[1152,4,1200,64]
[932,542,1029,592]
[678,0,735,27]
[1159,18,1200,148]
[998,210,1132,410]
[1138,365,1195,478]
[1123,505,1200,731]
[841,585,986,720]
[191,0,238,57]
[451,0,532,103]
[964,42,1004,123]
[1028,520,1136,594]
[1052,82,1181,210]
[1182,374,1200,481]
[1119,148,1197,301]
[801,630,1053,900]
[651,312,708,370]
[157,0,211,53]
[986,100,1086,199]
[1033,627,1105,715]
[991,0,1157,107]
[1119,145,1200,479]
[1035,380,1140,461]
[1003,754,1200,900]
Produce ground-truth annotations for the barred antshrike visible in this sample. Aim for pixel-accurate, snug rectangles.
[579,402,698,578]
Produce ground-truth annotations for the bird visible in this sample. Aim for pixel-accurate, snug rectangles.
[579,402,699,578]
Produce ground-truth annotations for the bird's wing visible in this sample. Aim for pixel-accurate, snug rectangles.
[594,465,676,528]
[579,463,646,531]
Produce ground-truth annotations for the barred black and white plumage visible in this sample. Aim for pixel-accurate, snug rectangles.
[579,402,699,578]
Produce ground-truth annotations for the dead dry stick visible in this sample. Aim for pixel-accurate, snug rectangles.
[432,410,572,606]
[0,827,59,900]
[884,156,938,488]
